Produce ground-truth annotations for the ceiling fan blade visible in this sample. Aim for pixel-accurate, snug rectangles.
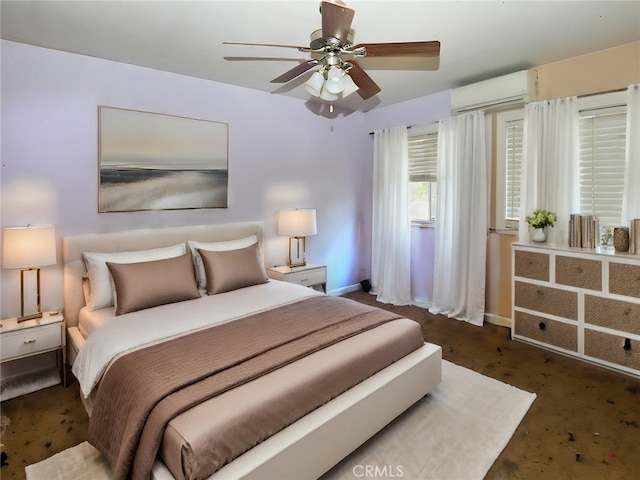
[321,0,355,44]
[355,41,441,57]
[223,41,309,51]
[345,61,381,100]
[271,59,320,83]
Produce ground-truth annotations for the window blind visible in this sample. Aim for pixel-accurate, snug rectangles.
[505,119,523,222]
[408,131,438,182]
[578,107,627,227]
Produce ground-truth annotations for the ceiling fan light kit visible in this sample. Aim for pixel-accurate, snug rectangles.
[223,0,441,108]
[304,64,359,102]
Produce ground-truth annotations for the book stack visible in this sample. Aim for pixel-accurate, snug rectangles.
[569,214,598,248]
[569,214,581,247]
[630,219,640,255]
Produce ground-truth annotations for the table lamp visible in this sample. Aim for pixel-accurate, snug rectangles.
[2,225,57,322]
[278,209,317,267]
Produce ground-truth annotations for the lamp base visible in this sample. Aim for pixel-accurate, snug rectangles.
[287,259,307,268]
[18,267,44,323]
[17,311,43,323]
[287,236,307,268]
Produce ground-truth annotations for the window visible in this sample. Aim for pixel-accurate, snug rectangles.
[578,92,627,228]
[496,110,524,230]
[408,125,438,223]
[494,92,628,232]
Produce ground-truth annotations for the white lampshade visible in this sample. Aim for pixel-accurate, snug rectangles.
[319,83,338,101]
[278,209,317,237]
[341,73,360,98]
[2,225,57,269]
[325,67,346,94]
[304,71,325,97]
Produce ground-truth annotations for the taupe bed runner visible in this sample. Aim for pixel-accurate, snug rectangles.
[87,295,412,480]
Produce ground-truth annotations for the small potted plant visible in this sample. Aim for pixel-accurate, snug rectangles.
[526,209,557,242]
[600,226,614,250]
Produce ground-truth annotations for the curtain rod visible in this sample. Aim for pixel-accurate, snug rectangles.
[368,125,414,136]
[577,87,627,99]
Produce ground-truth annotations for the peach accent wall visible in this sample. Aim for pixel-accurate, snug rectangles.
[537,41,640,100]
[485,232,518,320]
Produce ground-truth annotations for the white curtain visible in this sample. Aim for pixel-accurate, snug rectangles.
[622,83,640,224]
[429,111,488,326]
[371,126,412,305]
[519,97,579,245]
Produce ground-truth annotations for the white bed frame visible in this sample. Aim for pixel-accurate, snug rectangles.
[62,221,442,480]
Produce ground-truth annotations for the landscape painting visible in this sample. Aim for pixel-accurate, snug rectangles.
[98,106,228,212]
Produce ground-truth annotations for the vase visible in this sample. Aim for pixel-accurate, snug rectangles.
[532,228,546,243]
[614,227,630,252]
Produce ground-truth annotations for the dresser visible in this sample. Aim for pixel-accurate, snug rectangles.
[512,242,640,378]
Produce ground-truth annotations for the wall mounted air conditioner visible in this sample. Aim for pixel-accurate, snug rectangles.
[450,70,538,114]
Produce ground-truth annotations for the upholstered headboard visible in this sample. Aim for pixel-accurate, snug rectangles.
[62,222,264,329]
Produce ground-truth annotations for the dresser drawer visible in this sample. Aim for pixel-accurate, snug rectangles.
[514,250,549,281]
[609,262,640,298]
[555,255,602,291]
[0,323,62,361]
[584,328,640,372]
[585,295,640,335]
[283,267,326,287]
[514,281,578,320]
[514,311,578,352]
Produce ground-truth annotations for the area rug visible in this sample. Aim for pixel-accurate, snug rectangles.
[25,361,535,480]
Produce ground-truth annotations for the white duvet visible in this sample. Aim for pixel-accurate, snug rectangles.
[72,281,321,398]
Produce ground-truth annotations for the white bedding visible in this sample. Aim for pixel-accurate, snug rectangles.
[72,281,321,398]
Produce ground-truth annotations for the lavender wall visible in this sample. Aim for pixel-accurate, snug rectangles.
[0,40,451,318]
[0,40,372,317]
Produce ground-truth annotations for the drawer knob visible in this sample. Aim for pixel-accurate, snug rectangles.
[623,338,632,351]
[576,266,583,274]
[536,289,543,295]
[538,322,546,331]
[24,339,36,344]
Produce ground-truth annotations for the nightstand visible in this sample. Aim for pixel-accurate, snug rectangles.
[267,264,327,293]
[0,311,66,400]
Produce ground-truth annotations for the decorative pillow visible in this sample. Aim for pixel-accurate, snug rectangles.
[198,243,269,295]
[106,252,200,316]
[83,243,186,311]
[188,235,258,290]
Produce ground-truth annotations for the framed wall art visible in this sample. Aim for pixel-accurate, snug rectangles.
[98,106,228,212]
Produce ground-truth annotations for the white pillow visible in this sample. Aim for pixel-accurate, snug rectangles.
[188,235,258,290]
[82,243,186,311]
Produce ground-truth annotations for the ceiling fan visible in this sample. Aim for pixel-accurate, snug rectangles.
[223,0,440,103]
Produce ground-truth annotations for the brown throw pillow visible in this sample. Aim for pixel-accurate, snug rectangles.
[107,252,200,315]
[198,243,269,295]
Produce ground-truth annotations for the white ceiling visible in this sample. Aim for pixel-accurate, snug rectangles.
[2,1,639,112]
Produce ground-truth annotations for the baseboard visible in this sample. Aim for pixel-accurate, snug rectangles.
[329,284,362,297]
[485,313,512,328]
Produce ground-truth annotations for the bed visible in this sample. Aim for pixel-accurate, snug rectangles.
[63,221,442,480]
